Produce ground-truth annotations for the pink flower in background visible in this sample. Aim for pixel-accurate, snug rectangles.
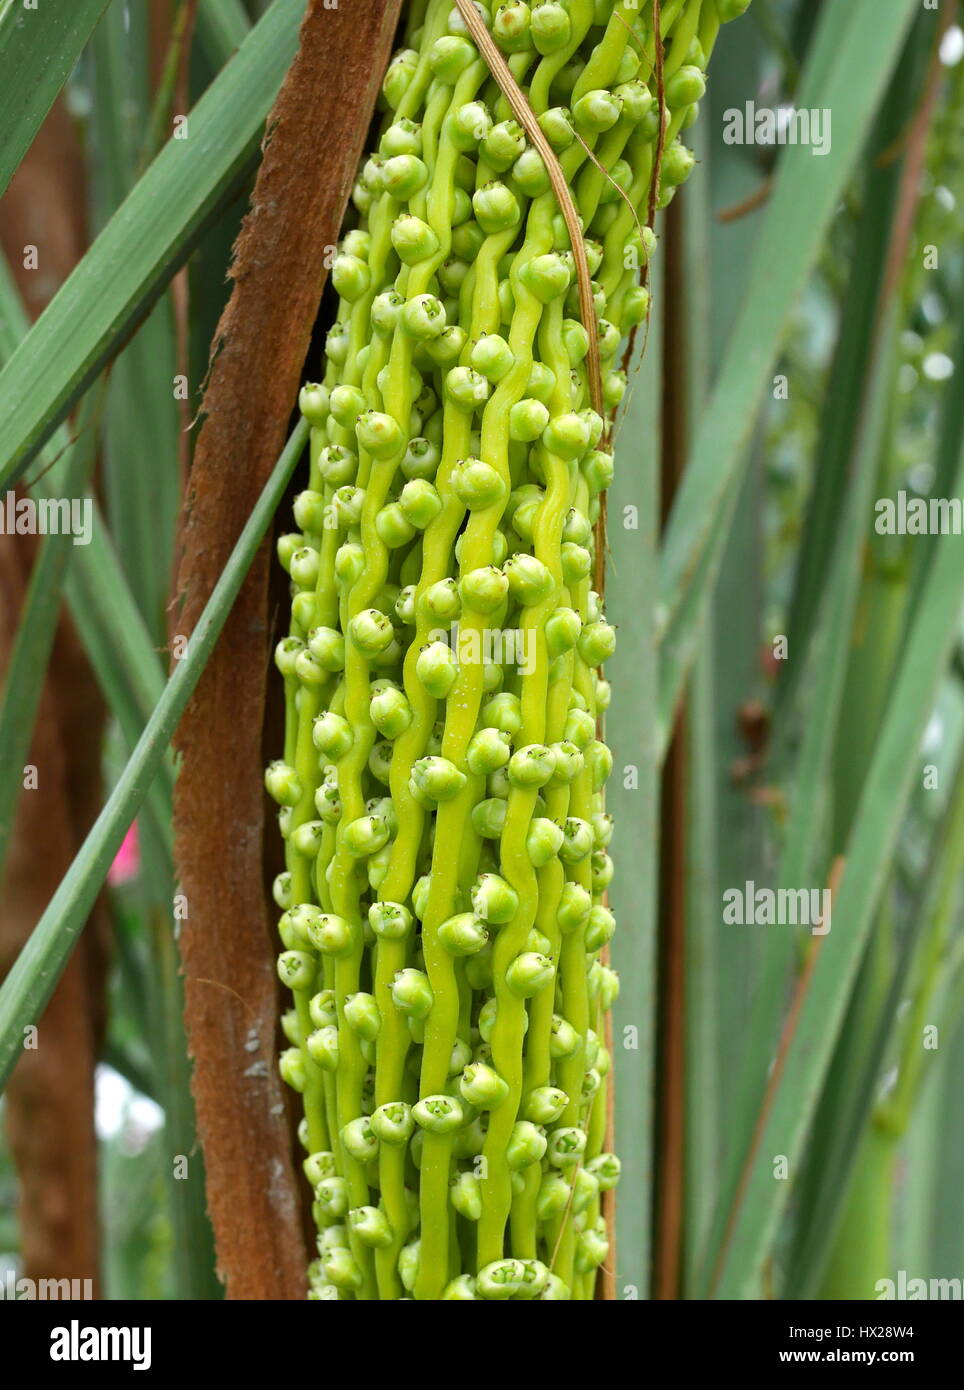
[109,823,140,886]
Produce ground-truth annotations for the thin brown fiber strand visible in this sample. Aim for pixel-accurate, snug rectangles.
[172,0,404,1299]
[452,0,604,419]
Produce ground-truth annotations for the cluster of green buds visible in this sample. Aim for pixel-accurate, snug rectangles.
[268,0,750,1300]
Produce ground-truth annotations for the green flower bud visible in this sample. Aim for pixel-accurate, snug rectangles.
[419,578,459,624]
[477,1258,525,1300]
[368,740,394,785]
[392,968,433,1020]
[373,502,414,549]
[458,564,508,615]
[537,1172,570,1221]
[573,87,621,133]
[459,1061,509,1109]
[493,0,531,51]
[367,1102,412,1150]
[415,640,458,698]
[304,1150,338,1188]
[339,1116,377,1164]
[591,849,615,892]
[506,950,555,997]
[543,411,593,461]
[604,367,627,410]
[472,180,521,234]
[572,1165,600,1215]
[450,456,504,510]
[380,117,421,157]
[274,636,304,678]
[370,290,404,336]
[311,711,352,759]
[411,755,466,803]
[398,439,439,486]
[277,950,315,991]
[382,47,418,108]
[445,366,491,412]
[289,819,325,857]
[367,686,410,739]
[272,871,293,911]
[526,817,564,867]
[538,104,574,151]
[333,549,364,601]
[480,686,522,733]
[560,542,592,584]
[442,1274,479,1299]
[346,609,394,658]
[331,485,363,529]
[509,396,551,442]
[331,252,370,302]
[315,1175,350,1222]
[343,814,391,858]
[503,553,553,605]
[575,1221,609,1273]
[531,0,570,53]
[293,491,327,538]
[516,1259,551,1299]
[614,77,653,125]
[438,912,489,956]
[298,382,330,425]
[520,251,571,302]
[449,100,492,153]
[329,383,366,429]
[508,743,556,787]
[308,989,337,1030]
[291,593,319,633]
[560,816,594,864]
[666,65,706,111]
[325,319,350,364]
[547,1126,587,1168]
[563,705,596,749]
[506,1121,548,1170]
[318,443,357,487]
[470,871,518,924]
[584,904,615,954]
[470,333,515,382]
[449,1171,483,1222]
[397,1239,420,1293]
[402,292,446,340]
[512,146,551,197]
[344,992,380,1043]
[367,902,410,944]
[289,546,320,590]
[718,0,751,18]
[556,884,592,940]
[264,760,302,807]
[525,1085,569,1125]
[305,912,355,958]
[305,1026,339,1071]
[428,33,476,82]
[391,212,438,266]
[588,738,614,791]
[482,119,526,171]
[392,586,416,627]
[472,796,508,839]
[356,410,404,462]
[348,1205,393,1249]
[550,1013,581,1059]
[412,1093,464,1134]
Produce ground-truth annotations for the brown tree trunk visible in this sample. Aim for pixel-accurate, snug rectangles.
[172,0,403,1299]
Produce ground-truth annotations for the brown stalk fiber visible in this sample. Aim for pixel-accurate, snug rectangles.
[172,0,404,1299]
